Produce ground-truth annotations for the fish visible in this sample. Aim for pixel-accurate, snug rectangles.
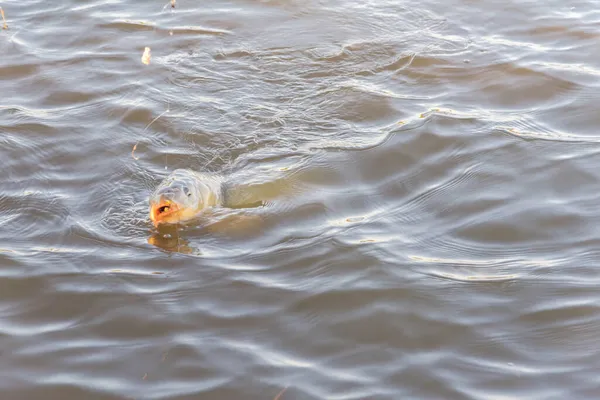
[149,169,224,227]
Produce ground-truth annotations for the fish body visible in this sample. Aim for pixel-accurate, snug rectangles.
[149,169,224,227]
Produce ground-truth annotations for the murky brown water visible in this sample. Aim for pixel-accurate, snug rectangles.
[2,0,600,398]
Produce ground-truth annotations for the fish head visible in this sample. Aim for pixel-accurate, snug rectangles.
[149,173,204,227]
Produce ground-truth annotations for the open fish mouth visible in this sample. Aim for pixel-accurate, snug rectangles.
[150,200,180,226]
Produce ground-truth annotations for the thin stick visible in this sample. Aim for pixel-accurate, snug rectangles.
[131,142,140,160]
[273,386,288,400]
[1,7,7,30]
[143,105,170,134]
[131,102,170,160]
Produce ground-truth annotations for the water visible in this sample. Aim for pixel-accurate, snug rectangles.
[2,0,600,398]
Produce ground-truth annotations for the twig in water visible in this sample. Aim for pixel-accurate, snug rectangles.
[141,47,151,65]
[131,142,140,160]
[1,7,8,30]
[273,386,288,400]
[143,105,170,134]
[131,102,170,161]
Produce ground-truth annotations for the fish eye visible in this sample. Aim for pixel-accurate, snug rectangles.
[183,186,191,196]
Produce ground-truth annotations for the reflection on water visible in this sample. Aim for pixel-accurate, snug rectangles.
[147,209,265,254]
[2,0,600,398]
[148,231,200,255]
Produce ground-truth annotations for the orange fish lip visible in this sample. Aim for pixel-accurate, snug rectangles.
[150,200,180,227]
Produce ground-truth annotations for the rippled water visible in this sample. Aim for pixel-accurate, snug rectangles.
[2,0,600,398]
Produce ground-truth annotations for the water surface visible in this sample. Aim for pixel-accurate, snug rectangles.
[2,0,600,398]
